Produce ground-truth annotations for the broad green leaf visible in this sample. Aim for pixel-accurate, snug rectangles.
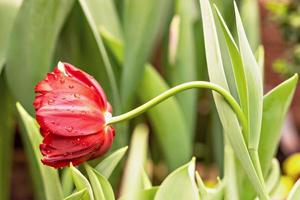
[138,65,191,169]
[16,103,63,200]
[168,0,198,135]
[240,0,261,50]
[121,0,173,109]
[120,124,149,199]
[6,0,75,114]
[85,164,115,200]
[100,28,191,170]
[215,6,248,139]
[234,2,263,150]
[119,187,159,200]
[64,189,88,200]
[266,159,280,193]
[61,168,74,197]
[287,179,300,200]
[259,74,298,176]
[255,45,265,80]
[154,158,199,200]
[0,75,14,200]
[70,165,94,200]
[95,146,128,179]
[199,1,267,198]
[0,0,22,72]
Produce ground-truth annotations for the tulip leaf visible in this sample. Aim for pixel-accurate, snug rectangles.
[154,158,199,200]
[119,187,159,200]
[287,179,300,200]
[16,103,63,200]
[95,146,128,179]
[6,0,75,114]
[85,164,115,200]
[234,2,263,150]
[265,159,280,193]
[70,165,94,200]
[199,0,267,198]
[64,189,88,200]
[120,124,149,199]
[142,168,152,189]
[0,75,14,200]
[61,168,74,197]
[121,0,173,109]
[259,74,298,175]
[0,0,22,72]
[138,65,191,169]
[167,0,199,135]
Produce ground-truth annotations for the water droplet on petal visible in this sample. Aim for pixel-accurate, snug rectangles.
[74,93,80,98]
[60,78,65,84]
[46,150,51,154]
[48,99,55,105]
[66,126,73,132]
[69,85,74,89]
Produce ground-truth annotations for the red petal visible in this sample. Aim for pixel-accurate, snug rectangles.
[40,127,114,168]
[63,63,108,110]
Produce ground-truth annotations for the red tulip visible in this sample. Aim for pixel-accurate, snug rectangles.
[34,62,115,168]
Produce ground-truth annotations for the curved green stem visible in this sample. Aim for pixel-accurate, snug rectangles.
[107,81,247,134]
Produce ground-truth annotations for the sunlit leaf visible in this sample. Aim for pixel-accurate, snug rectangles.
[85,164,115,200]
[64,189,88,200]
[95,146,128,179]
[154,158,199,200]
[16,103,63,200]
[120,124,149,199]
[70,165,94,200]
[259,74,298,175]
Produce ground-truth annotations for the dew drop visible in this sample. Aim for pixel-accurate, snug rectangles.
[48,99,55,105]
[46,150,51,154]
[60,78,65,84]
[69,85,74,89]
[66,126,73,132]
[74,93,80,98]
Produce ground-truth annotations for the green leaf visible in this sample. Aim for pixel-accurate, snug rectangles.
[119,187,159,200]
[259,74,298,176]
[234,2,263,150]
[199,1,267,198]
[142,168,152,189]
[224,145,239,200]
[138,65,191,169]
[265,159,280,193]
[287,179,300,200]
[0,0,22,72]
[70,165,94,200]
[85,164,115,200]
[167,0,199,135]
[120,124,149,199]
[6,0,75,114]
[0,75,14,200]
[61,168,74,197]
[215,6,249,139]
[95,146,128,179]
[16,103,63,200]
[240,0,261,50]
[121,0,173,109]
[64,189,88,200]
[154,158,199,200]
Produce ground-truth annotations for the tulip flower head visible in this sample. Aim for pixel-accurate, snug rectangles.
[34,62,114,168]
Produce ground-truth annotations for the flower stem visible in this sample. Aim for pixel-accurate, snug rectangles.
[107,81,247,133]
